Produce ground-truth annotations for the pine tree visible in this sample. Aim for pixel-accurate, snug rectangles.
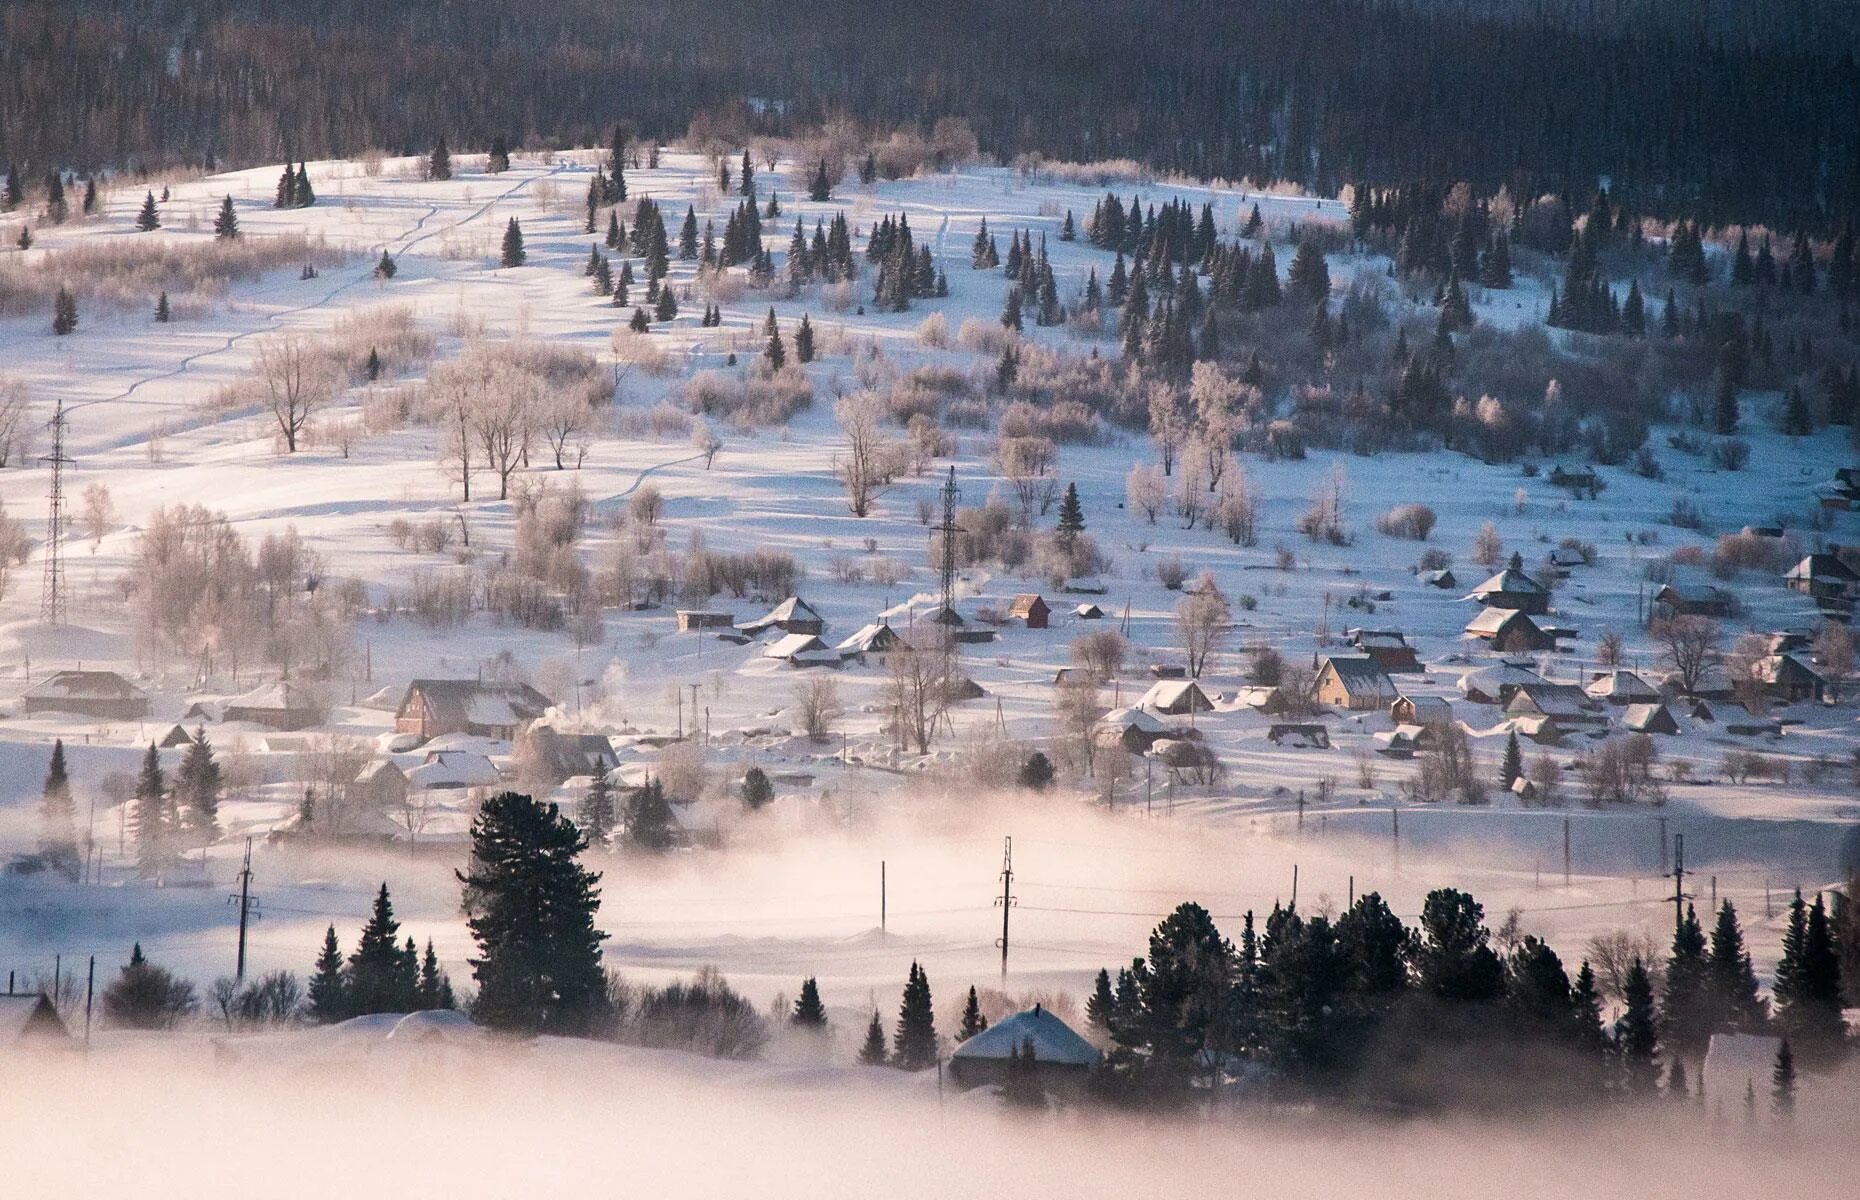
[795,314,815,364]
[429,136,452,182]
[1,164,20,212]
[205,196,237,241]
[294,163,315,208]
[154,292,170,323]
[175,726,221,846]
[606,212,623,250]
[1060,210,1076,241]
[1500,728,1523,790]
[1774,890,1845,1061]
[624,778,675,850]
[630,307,650,333]
[52,286,78,336]
[460,791,610,1035]
[792,976,828,1027]
[1001,286,1024,331]
[1056,482,1085,545]
[1772,1038,1797,1117]
[1709,900,1766,1031]
[1287,239,1330,302]
[1662,903,1713,1061]
[654,285,678,323]
[581,772,616,843]
[500,217,526,267]
[958,985,988,1041]
[738,766,774,810]
[44,173,67,224]
[1017,752,1054,790]
[809,160,832,203]
[765,322,786,370]
[1713,373,1740,435]
[38,740,78,878]
[893,961,938,1069]
[593,255,613,296]
[364,347,382,380]
[374,250,397,280]
[487,136,511,174]
[858,1011,888,1064]
[308,925,348,1023]
[347,883,417,1015]
[1781,385,1813,436]
[132,743,170,877]
[740,149,755,198]
[1617,956,1660,1094]
[1086,967,1116,1031]
[417,940,455,1010]
[135,191,160,232]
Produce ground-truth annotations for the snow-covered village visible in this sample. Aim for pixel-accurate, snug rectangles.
[0,2,1858,1195]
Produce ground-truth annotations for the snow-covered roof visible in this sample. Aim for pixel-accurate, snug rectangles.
[1097,706,1166,734]
[1785,553,1858,582]
[1464,606,1536,636]
[1624,702,1678,732]
[225,680,317,712]
[1318,655,1395,697]
[1465,567,1548,598]
[23,669,146,702]
[836,623,908,655]
[950,1005,1100,1067]
[1586,670,1659,701]
[739,596,824,631]
[1395,694,1452,721]
[764,632,830,660]
[1138,680,1212,712]
[408,750,501,790]
[1506,682,1595,719]
[1459,663,1543,697]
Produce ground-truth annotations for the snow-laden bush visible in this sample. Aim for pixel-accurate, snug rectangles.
[1375,503,1437,541]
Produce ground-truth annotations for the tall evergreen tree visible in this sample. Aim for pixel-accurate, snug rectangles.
[347,883,417,1014]
[132,743,172,877]
[1500,728,1523,790]
[1086,967,1116,1032]
[52,286,77,336]
[625,777,675,851]
[858,1010,888,1064]
[893,961,938,1069]
[212,195,238,240]
[1773,1038,1797,1117]
[1661,903,1713,1061]
[429,136,452,181]
[792,977,827,1027]
[417,939,455,1010]
[135,191,161,232]
[1056,482,1085,545]
[764,321,786,370]
[958,984,988,1041]
[459,791,609,1035]
[1,164,20,212]
[308,925,348,1023]
[795,314,815,364]
[500,217,526,267]
[38,740,78,878]
[154,292,170,323]
[1708,900,1766,1031]
[487,136,510,174]
[1616,957,1661,1095]
[175,727,221,846]
[809,160,832,203]
[1774,890,1845,1061]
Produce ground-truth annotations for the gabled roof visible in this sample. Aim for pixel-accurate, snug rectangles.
[1755,653,1823,685]
[402,679,553,726]
[1097,706,1166,734]
[1318,655,1396,696]
[0,994,68,1042]
[738,596,824,630]
[23,669,147,702]
[408,750,501,790]
[1506,682,1595,719]
[1586,670,1659,701]
[1624,702,1679,732]
[1395,694,1452,720]
[1465,567,1548,598]
[836,623,909,655]
[1137,679,1212,712]
[1655,581,1732,606]
[1007,593,1049,616]
[764,632,830,660]
[1785,553,1859,582]
[1458,662,1543,697]
[950,1005,1100,1067]
[224,680,318,712]
[1464,606,1539,636]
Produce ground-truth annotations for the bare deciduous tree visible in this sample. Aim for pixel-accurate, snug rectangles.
[255,334,339,453]
[834,389,897,518]
[1053,672,1104,777]
[886,628,954,755]
[1125,462,1165,524]
[538,390,592,470]
[996,435,1057,516]
[1175,584,1231,679]
[1069,629,1129,683]
[1653,615,1722,696]
[471,364,538,500]
[792,676,841,742]
[0,375,32,467]
[1815,620,1853,700]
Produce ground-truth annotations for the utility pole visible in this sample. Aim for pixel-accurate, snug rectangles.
[1563,816,1572,887]
[1667,832,1688,932]
[84,955,94,1048]
[880,860,887,936]
[935,467,961,623]
[39,399,71,626]
[230,837,258,981]
[1291,863,1299,908]
[993,836,1015,981]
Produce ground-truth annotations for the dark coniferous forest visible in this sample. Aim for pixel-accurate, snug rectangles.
[3,0,1858,228]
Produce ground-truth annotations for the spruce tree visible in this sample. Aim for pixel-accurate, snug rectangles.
[154,292,170,323]
[294,163,315,208]
[1661,903,1713,1061]
[132,743,170,877]
[52,286,78,336]
[39,740,78,878]
[135,191,161,232]
[347,883,417,1014]
[809,160,832,203]
[374,250,397,280]
[1017,752,1054,790]
[459,791,610,1035]
[1056,482,1085,545]
[364,347,382,381]
[1713,374,1740,435]
[487,136,510,175]
[1709,900,1766,1030]
[892,961,938,1069]
[580,772,616,844]
[429,136,452,182]
[175,726,221,846]
[1086,967,1116,1031]
[1,164,20,212]
[795,314,815,364]
[44,173,67,223]
[740,149,755,198]
[792,977,827,1028]
[1500,728,1523,790]
[740,766,774,810]
[1774,890,1845,1061]
[1616,956,1660,1095]
[1001,286,1024,331]
[500,218,526,268]
[858,1011,888,1064]
[764,322,786,370]
[308,925,348,1022]
[957,984,988,1041]
[1287,239,1330,302]
[417,940,455,1010]
[630,306,650,333]
[624,777,675,850]
[212,196,238,240]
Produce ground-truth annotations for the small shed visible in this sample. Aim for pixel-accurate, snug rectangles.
[1266,723,1331,749]
[1096,706,1168,753]
[1314,656,1397,711]
[1138,679,1213,715]
[1006,594,1052,629]
[351,759,410,810]
[1419,568,1458,590]
[22,670,150,720]
[763,632,839,666]
[1391,695,1452,726]
[1505,683,1605,727]
[1624,703,1680,735]
[836,622,910,663]
[1346,629,1422,673]
[1074,603,1105,620]
[1654,582,1734,619]
[947,1004,1100,1093]
[1464,606,1556,652]
[1237,686,1289,715]
[738,596,826,637]
[0,994,69,1046]
[675,610,736,632]
[1458,662,1544,706]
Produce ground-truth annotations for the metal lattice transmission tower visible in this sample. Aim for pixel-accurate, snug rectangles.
[39,399,71,626]
[936,466,961,619]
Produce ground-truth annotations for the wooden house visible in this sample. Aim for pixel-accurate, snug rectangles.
[1624,702,1680,735]
[1458,662,1544,706]
[394,679,553,742]
[22,670,149,720]
[737,596,826,636]
[1464,606,1557,652]
[1315,655,1397,711]
[1138,679,1213,715]
[1463,556,1551,614]
[763,632,840,666]
[351,759,410,810]
[1585,670,1660,706]
[1755,653,1825,703]
[1654,581,1734,619]
[1006,594,1052,629]
[1391,694,1452,726]
[836,622,910,664]
[1346,628,1422,673]
[1784,553,1859,599]
[223,681,322,731]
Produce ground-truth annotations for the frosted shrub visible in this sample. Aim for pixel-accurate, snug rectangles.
[1375,503,1437,541]
[915,311,950,349]
[957,317,1017,356]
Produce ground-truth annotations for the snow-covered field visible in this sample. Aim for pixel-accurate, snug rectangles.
[0,149,1855,1023]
